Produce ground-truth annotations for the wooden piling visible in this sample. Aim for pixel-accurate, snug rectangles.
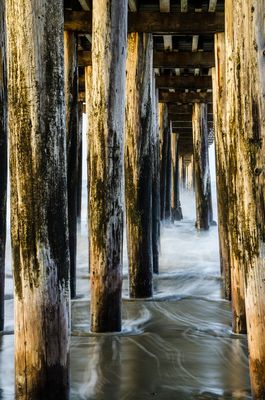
[225,0,247,334]
[0,0,7,332]
[212,33,231,300]
[192,103,212,230]
[89,0,127,331]
[171,133,183,221]
[159,103,169,220]
[6,1,70,398]
[226,0,265,394]
[125,32,153,298]
[77,101,83,222]
[152,76,160,274]
[64,31,79,299]
[165,129,172,220]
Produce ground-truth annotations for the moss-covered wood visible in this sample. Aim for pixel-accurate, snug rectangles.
[225,1,246,334]
[6,1,70,398]
[125,32,153,298]
[192,103,212,230]
[171,133,183,221]
[226,0,265,395]
[64,31,79,299]
[0,0,7,332]
[212,33,231,300]
[152,76,160,274]
[89,0,127,331]
[165,129,172,220]
[77,101,83,222]
[159,103,169,221]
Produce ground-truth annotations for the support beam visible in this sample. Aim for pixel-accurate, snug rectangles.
[0,0,7,333]
[160,0,170,13]
[128,0,137,11]
[226,0,265,395]
[181,0,188,12]
[64,31,79,299]
[159,91,212,103]
[165,127,172,220]
[78,50,215,69]
[125,33,153,298]
[171,134,183,220]
[169,103,213,114]
[152,76,160,274]
[159,104,170,221]
[89,0,127,332]
[64,11,225,34]
[154,51,214,68]
[225,0,246,335]
[77,101,83,222]
[208,0,217,12]
[212,33,231,300]
[156,75,212,90]
[6,1,70,397]
[192,104,212,230]
[85,65,92,271]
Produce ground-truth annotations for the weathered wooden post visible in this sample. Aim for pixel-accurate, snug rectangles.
[165,127,172,220]
[192,103,212,230]
[171,133,183,221]
[225,0,246,334]
[212,33,231,300]
[89,0,127,331]
[159,103,169,220]
[64,31,79,299]
[0,0,7,332]
[226,0,265,395]
[125,33,153,297]
[85,66,92,243]
[77,101,83,222]
[152,76,160,274]
[6,1,70,398]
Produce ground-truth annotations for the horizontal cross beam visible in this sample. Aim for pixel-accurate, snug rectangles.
[64,11,224,34]
[154,51,214,68]
[169,113,213,122]
[168,104,213,113]
[156,75,212,89]
[78,50,215,68]
[159,91,212,103]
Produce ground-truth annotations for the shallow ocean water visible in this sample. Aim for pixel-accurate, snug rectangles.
[0,179,252,399]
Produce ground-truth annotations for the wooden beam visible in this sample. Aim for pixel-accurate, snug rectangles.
[78,50,92,66]
[208,0,217,12]
[156,75,212,90]
[64,11,225,34]
[168,103,213,113]
[181,0,188,12]
[154,51,214,68]
[128,0,137,11]
[160,0,170,12]
[169,113,213,122]
[159,90,212,103]
[78,0,91,10]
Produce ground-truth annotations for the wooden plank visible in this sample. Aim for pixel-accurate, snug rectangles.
[160,0,170,12]
[170,114,213,122]
[156,75,212,89]
[168,103,213,113]
[181,0,188,12]
[128,0,137,11]
[64,10,225,34]
[159,90,212,103]
[208,0,217,12]
[154,51,215,68]
[78,0,91,10]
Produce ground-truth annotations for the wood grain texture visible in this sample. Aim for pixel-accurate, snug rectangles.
[125,33,154,298]
[0,0,7,333]
[89,0,127,332]
[212,33,231,300]
[6,0,70,398]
